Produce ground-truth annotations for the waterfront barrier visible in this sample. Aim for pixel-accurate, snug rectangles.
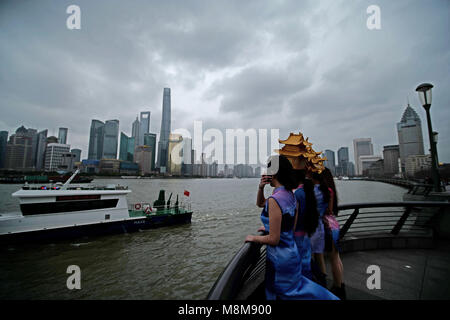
[207,201,450,300]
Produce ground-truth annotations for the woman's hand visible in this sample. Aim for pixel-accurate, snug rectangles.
[257,226,266,232]
[245,235,255,242]
[259,175,271,189]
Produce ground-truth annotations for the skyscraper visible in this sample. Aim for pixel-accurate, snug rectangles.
[88,120,104,160]
[0,131,8,169]
[131,116,140,150]
[353,138,374,175]
[119,132,135,162]
[35,129,48,170]
[383,145,400,176]
[337,147,349,176]
[139,111,151,146]
[5,126,34,170]
[167,133,183,175]
[58,127,68,144]
[144,132,157,171]
[44,143,71,171]
[397,104,424,174]
[157,88,171,170]
[102,120,119,159]
[323,149,336,175]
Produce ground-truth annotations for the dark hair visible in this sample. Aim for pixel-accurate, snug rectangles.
[293,169,319,236]
[320,167,339,216]
[312,171,330,204]
[269,155,297,190]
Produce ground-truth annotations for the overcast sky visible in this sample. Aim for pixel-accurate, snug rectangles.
[1,0,449,165]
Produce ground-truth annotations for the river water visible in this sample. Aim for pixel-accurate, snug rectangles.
[0,178,405,299]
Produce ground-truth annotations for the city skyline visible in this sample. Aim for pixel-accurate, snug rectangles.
[0,1,449,165]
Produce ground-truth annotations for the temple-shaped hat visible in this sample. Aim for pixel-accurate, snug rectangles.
[275,132,326,173]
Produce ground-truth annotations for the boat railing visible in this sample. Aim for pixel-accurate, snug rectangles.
[128,202,191,214]
[206,201,450,300]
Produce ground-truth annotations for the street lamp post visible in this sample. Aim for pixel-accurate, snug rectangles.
[415,83,441,192]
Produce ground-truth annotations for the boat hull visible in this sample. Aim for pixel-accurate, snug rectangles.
[0,212,192,245]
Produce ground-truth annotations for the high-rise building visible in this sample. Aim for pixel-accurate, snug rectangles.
[405,154,431,178]
[157,88,171,170]
[0,131,8,169]
[5,126,35,171]
[383,145,400,176]
[88,120,104,160]
[119,132,135,162]
[44,143,71,171]
[348,162,355,176]
[337,147,349,176]
[102,120,119,159]
[323,149,336,175]
[397,104,424,174]
[168,133,183,175]
[58,127,68,144]
[132,116,140,150]
[35,129,48,170]
[139,111,151,146]
[182,137,193,175]
[144,132,157,171]
[71,148,82,163]
[134,145,152,175]
[353,138,374,175]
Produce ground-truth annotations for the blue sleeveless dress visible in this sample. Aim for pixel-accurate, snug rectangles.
[293,186,313,280]
[262,186,338,300]
[310,184,326,253]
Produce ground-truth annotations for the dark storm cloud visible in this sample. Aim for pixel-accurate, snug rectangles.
[0,0,449,162]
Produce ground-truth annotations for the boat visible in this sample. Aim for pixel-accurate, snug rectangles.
[0,170,192,244]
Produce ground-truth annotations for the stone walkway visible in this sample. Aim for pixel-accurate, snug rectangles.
[336,240,450,299]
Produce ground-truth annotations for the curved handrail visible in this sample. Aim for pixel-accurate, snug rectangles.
[207,201,450,300]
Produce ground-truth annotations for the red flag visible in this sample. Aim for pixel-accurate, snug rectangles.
[184,190,190,197]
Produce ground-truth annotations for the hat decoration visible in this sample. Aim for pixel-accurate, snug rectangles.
[275,132,326,173]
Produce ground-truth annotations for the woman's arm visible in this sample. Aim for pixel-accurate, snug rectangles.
[246,198,281,246]
[256,176,269,208]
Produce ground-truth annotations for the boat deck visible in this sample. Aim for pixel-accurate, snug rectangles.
[340,239,450,300]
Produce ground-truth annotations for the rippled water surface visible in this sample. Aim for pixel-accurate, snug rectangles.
[0,178,405,299]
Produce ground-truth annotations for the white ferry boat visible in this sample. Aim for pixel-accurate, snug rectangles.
[0,170,192,244]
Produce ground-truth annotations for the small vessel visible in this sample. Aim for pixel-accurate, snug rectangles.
[0,170,192,244]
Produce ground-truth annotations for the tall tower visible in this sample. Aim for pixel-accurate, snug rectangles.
[58,127,68,144]
[353,138,374,175]
[397,104,424,174]
[132,116,140,150]
[102,120,119,159]
[337,147,349,176]
[157,88,171,170]
[323,149,336,175]
[139,111,151,146]
[88,120,104,160]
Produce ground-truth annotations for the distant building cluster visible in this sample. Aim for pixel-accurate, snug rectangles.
[319,103,430,179]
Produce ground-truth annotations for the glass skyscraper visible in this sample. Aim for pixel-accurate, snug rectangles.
[157,88,171,170]
[139,111,151,146]
[119,132,135,162]
[88,120,104,160]
[337,147,349,176]
[324,149,336,175]
[102,120,119,159]
[144,132,156,171]
[58,127,68,145]
[397,104,424,174]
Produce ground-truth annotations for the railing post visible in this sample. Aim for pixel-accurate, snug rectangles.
[340,208,359,238]
[391,206,413,235]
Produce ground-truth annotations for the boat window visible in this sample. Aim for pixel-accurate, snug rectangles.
[20,199,119,215]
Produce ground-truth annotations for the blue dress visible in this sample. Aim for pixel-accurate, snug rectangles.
[310,184,326,254]
[261,186,338,300]
[293,186,313,280]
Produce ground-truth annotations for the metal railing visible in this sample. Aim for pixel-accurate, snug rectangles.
[207,201,450,300]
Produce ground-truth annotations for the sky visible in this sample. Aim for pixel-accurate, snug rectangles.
[0,0,449,165]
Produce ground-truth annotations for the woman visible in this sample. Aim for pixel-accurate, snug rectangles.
[310,171,329,281]
[292,169,319,280]
[321,168,346,299]
[246,155,338,300]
